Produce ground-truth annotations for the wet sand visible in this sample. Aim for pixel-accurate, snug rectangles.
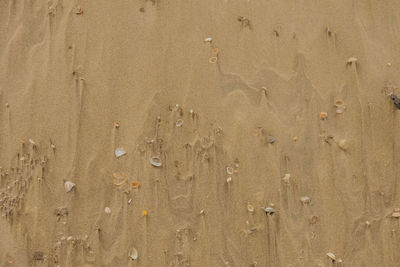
[1,0,400,266]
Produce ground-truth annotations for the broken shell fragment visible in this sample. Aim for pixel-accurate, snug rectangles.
[142,210,148,217]
[247,203,255,213]
[336,109,344,114]
[75,5,83,15]
[129,248,138,260]
[29,139,36,145]
[204,37,212,43]
[209,56,218,63]
[176,119,184,127]
[327,252,336,261]
[113,172,128,186]
[300,196,311,204]
[337,139,347,151]
[226,167,234,175]
[346,57,357,65]
[282,173,290,185]
[320,112,328,120]
[131,181,140,189]
[115,148,126,158]
[150,156,162,167]
[392,208,400,218]
[64,181,76,193]
[105,207,111,214]
[114,121,120,128]
[334,99,345,108]
[264,207,275,215]
[211,48,219,55]
[226,177,232,183]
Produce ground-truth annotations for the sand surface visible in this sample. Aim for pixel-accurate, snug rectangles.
[1,1,400,266]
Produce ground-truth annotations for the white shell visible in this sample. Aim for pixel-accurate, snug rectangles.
[129,248,138,260]
[346,57,357,64]
[338,139,347,151]
[204,37,212,43]
[247,203,255,212]
[64,181,76,192]
[150,156,162,167]
[29,139,36,145]
[104,207,111,214]
[282,173,290,184]
[327,252,336,261]
[226,167,234,175]
[264,207,275,214]
[226,177,232,183]
[300,196,311,204]
[115,148,127,158]
[176,119,184,127]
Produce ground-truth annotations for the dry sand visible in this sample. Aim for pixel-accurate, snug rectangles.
[1,0,400,266]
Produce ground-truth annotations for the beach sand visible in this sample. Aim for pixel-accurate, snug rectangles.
[1,0,400,266]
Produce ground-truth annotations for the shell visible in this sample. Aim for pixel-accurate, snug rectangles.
[336,109,344,114]
[211,48,219,55]
[115,148,126,158]
[320,112,328,120]
[346,57,357,64]
[29,139,36,145]
[114,121,120,128]
[129,248,138,260]
[104,207,111,214]
[300,196,311,204]
[327,252,336,261]
[150,156,162,167]
[64,181,76,193]
[209,56,218,63]
[226,177,232,183]
[264,207,275,214]
[131,181,140,189]
[338,139,347,151]
[282,173,290,185]
[334,99,345,107]
[392,208,400,218]
[176,119,184,127]
[247,203,255,213]
[267,136,276,144]
[75,5,83,15]
[204,37,212,43]
[113,172,127,186]
[226,167,234,175]
[142,210,148,216]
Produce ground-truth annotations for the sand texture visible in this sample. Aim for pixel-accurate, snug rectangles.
[1,0,400,266]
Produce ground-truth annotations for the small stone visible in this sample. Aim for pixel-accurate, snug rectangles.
[365,221,370,226]
[226,177,232,183]
[5,103,9,108]
[105,207,111,214]
[320,112,328,120]
[115,148,127,158]
[267,136,276,144]
[387,63,392,67]
[64,181,76,193]
[293,136,298,142]
[346,57,357,65]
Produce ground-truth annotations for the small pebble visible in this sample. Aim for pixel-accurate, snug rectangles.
[105,207,111,214]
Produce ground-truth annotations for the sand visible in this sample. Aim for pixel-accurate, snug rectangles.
[1,0,400,266]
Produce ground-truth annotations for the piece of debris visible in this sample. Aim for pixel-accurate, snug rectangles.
[327,252,336,262]
[105,207,111,214]
[129,248,138,260]
[64,181,76,192]
[204,37,212,43]
[267,136,276,144]
[115,148,127,158]
[282,173,290,185]
[320,112,328,120]
[392,208,400,218]
[300,196,311,204]
[264,206,275,215]
[75,5,83,15]
[346,57,357,65]
[150,156,162,167]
